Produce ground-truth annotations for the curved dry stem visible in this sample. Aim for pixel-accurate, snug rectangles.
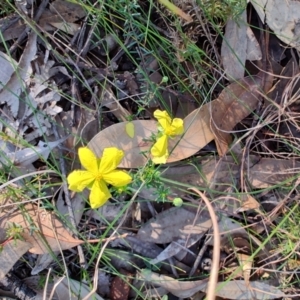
[189,188,220,300]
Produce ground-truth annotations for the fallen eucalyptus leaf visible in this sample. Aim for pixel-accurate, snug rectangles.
[137,207,212,244]
[88,104,214,168]
[248,158,300,188]
[213,280,286,299]
[140,269,208,298]
[210,75,263,156]
[0,203,83,254]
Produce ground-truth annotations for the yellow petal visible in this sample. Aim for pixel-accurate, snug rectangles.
[99,147,124,174]
[78,147,98,173]
[67,170,94,192]
[151,134,168,157]
[170,118,184,136]
[89,180,111,209]
[154,110,171,131]
[152,154,168,164]
[103,170,132,187]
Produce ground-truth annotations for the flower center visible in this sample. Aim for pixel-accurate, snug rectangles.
[165,127,172,136]
[94,172,103,181]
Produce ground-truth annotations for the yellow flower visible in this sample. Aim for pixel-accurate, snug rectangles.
[151,110,184,164]
[67,147,132,209]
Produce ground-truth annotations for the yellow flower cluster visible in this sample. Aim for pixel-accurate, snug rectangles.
[151,110,184,163]
[67,110,184,209]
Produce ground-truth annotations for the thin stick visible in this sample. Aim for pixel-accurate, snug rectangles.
[188,188,220,300]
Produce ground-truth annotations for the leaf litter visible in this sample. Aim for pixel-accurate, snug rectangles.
[1,0,300,299]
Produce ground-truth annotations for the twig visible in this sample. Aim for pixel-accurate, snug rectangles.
[188,188,220,300]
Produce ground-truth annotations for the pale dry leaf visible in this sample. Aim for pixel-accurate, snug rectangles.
[0,51,16,86]
[210,75,263,156]
[41,0,86,34]
[0,13,25,41]
[221,11,248,81]
[48,22,80,35]
[252,0,300,51]
[3,138,66,168]
[49,0,86,20]
[53,276,104,300]
[248,158,300,188]
[31,252,59,275]
[56,189,87,226]
[149,236,200,264]
[0,203,83,254]
[212,280,286,299]
[140,269,208,298]
[206,215,248,247]
[86,201,130,225]
[88,120,157,168]
[27,59,62,119]
[88,104,215,168]
[142,287,168,299]
[0,239,32,280]
[236,253,253,285]
[236,194,260,212]
[137,207,212,244]
[0,32,37,117]
[246,26,262,61]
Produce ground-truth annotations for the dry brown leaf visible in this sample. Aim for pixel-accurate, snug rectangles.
[0,203,83,254]
[137,207,212,244]
[88,105,214,168]
[213,280,286,299]
[140,269,208,298]
[0,239,32,280]
[248,158,300,188]
[88,120,157,168]
[236,253,253,285]
[210,75,263,156]
[149,236,200,264]
[237,194,260,212]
